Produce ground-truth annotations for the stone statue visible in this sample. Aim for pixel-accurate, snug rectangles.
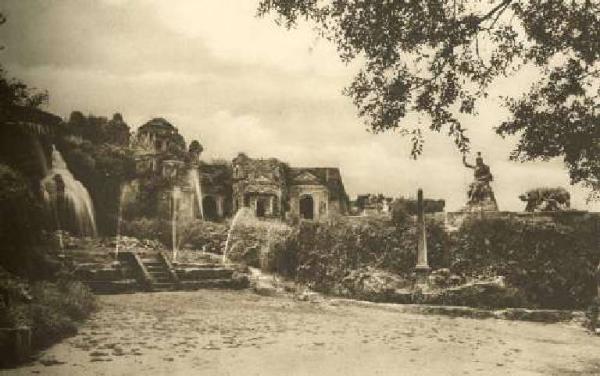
[462,152,498,211]
[519,187,570,212]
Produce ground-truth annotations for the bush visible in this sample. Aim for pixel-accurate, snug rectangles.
[266,229,299,277]
[0,274,96,350]
[225,215,292,268]
[122,217,230,254]
[33,281,95,347]
[390,200,411,227]
[26,280,97,348]
[176,219,228,253]
[450,216,600,309]
[291,216,450,293]
[121,217,170,247]
[0,164,49,277]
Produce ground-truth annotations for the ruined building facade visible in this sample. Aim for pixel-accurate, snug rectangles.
[232,153,349,220]
[129,118,349,222]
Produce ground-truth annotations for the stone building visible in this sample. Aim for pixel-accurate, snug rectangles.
[133,118,186,175]
[129,118,194,221]
[126,119,349,223]
[231,153,349,220]
[196,163,232,221]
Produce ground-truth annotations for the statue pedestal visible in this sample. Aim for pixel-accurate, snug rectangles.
[414,265,431,289]
[462,198,498,212]
[463,181,499,212]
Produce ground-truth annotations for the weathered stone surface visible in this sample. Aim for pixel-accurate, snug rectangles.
[427,268,465,288]
[330,298,584,323]
[176,267,234,280]
[427,277,527,309]
[340,267,411,302]
[499,308,576,322]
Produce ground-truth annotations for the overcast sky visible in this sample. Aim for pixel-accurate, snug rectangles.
[1,0,598,211]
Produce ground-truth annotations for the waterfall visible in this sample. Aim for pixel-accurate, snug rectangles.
[41,145,97,237]
[188,168,204,220]
[172,186,181,262]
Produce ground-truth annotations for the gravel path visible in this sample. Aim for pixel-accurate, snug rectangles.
[2,290,600,375]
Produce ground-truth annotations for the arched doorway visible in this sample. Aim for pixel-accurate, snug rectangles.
[299,195,314,220]
[256,198,267,217]
[202,196,218,221]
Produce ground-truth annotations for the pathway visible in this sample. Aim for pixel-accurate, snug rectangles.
[3,290,600,375]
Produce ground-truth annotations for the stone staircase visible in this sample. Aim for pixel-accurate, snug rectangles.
[74,251,250,294]
[176,263,244,290]
[139,253,179,292]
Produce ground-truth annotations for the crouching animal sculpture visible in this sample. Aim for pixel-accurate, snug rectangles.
[519,187,570,212]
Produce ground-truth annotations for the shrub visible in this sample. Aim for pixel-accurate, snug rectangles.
[121,217,169,246]
[176,219,228,253]
[27,281,97,349]
[390,200,411,227]
[122,217,230,254]
[0,274,96,350]
[291,216,450,293]
[266,228,299,277]
[225,218,292,268]
[0,164,48,277]
[450,216,600,309]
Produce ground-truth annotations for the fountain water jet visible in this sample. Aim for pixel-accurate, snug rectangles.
[115,182,136,257]
[41,145,97,237]
[172,186,181,262]
[222,207,254,264]
[115,196,123,257]
[188,168,204,220]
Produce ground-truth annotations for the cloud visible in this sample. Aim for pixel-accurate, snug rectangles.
[150,0,347,75]
[1,0,598,212]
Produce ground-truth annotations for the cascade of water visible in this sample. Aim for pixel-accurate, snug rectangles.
[222,207,254,264]
[188,168,204,220]
[172,186,181,262]
[41,145,97,237]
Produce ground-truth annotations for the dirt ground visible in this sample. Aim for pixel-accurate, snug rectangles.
[2,290,600,376]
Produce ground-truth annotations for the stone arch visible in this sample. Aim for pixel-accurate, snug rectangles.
[256,198,267,217]
[299,194,314,220]
[202,196,218,221]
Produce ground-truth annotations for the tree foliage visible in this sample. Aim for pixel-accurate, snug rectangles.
[258,0,600,190]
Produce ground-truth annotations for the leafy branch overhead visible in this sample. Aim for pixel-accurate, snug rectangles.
[257,0,600,191]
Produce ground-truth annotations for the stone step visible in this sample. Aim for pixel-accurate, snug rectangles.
[145,265,166,272]
[176,268,235,280]
[150,276,171,281]
[148,270,169,276]
[152,282,176,291]
[179,279,246,290]
[142,261,163,267]
[86,279,138,294]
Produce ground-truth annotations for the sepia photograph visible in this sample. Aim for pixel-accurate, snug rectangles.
[0,0,599,374]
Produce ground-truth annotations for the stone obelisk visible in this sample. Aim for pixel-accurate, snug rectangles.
[415,188,430,285]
